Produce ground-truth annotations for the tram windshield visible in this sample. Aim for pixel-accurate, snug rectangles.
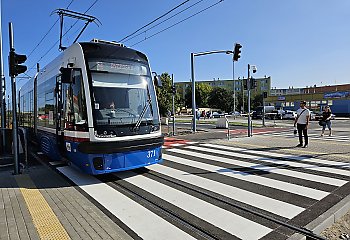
[88,60,160,130]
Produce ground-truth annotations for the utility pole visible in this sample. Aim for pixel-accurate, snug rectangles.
[0,1,6,151]
[171,74,176,136]
[247,65,251,137]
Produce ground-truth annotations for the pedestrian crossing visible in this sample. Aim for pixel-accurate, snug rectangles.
[57,143,350,240]
[259,129,350,142]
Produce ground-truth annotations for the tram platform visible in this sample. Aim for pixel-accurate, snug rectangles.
[0,155,132,240]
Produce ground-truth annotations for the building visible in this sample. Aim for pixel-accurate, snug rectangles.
[175,76,272,100]
[266,83,350,116]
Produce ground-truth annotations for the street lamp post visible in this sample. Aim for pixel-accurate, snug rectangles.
[191,50,233,133]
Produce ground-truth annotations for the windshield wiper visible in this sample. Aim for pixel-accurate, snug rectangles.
[133,99,152,131]
[133,87,154,131]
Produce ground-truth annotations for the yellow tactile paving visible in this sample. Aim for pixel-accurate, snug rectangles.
[15,174,70,240]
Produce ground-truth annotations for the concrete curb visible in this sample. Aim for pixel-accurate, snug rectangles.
[288,194,350,240]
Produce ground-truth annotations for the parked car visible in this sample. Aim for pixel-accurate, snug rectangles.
[212,112,224,118]
[252,106,275,119]
[229,111,241,116]
[267,109,285,120]
[283,110,297,120]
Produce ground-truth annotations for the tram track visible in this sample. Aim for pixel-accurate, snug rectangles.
[100,166,328,240]
[99,172,221,240]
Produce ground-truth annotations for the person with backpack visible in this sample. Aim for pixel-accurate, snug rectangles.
[294,101,310,148]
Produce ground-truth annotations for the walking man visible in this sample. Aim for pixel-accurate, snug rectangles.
[294,100,310,148]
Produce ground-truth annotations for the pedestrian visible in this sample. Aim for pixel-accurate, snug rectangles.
[294,100,310,148]
[320,106,332,136]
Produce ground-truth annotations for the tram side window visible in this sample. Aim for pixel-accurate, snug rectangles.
[64,70,87,131]
[38,90,46,127]
[45,91,55,128]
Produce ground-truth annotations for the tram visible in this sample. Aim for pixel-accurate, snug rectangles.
[19,39,164,174]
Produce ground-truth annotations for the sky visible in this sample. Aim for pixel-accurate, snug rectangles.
[1,0,350,94]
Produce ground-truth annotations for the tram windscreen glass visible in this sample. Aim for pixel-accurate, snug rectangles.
[89,60,159,127]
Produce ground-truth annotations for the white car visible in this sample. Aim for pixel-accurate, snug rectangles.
[283,110,297,120]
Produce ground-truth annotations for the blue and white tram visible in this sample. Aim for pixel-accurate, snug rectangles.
[19,39,164,174]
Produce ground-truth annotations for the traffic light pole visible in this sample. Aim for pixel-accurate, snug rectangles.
[191,53,196,133]
[232,56,236,120]
[9,23,20,175]
[247,64,251,137]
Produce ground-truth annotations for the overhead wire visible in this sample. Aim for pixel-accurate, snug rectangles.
[88,0,223,71]
[123,0,206,43]
[26,0,99,75]
[118,0,192,42]
[130,0,224,47]
[27,0,75,58]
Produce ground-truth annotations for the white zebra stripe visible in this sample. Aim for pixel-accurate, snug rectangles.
[162,153,328,200]
[148,162,305,219]
[167,148,347,187]
[115,171,272,240]
[57,166,196,240]
[201,144,350,176]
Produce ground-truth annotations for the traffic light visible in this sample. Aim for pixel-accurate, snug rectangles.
[250,78,258,89]
[263,92,268,98]
[233,43,242,61]
[9,50,27,77]
[243,78,248,90]
[171,85,176,94]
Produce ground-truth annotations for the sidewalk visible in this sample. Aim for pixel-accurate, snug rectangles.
[0,156,132,240]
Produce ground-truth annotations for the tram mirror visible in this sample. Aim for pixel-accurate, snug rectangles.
[60,67,73,83]
[152,72,162,87]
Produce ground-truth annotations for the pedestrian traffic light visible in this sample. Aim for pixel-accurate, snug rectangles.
[243,78,247,90]
[171,85,176,94]
[250,78,258,89]
[233,43,242,61]
[9,50,27,77]
[263,91,268,98]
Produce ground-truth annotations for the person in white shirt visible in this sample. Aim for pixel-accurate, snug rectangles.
[294,101,310,148]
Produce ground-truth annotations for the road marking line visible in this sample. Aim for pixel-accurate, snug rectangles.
[15,174,70,240]
[115,171,272,240]
[224,141,350,158]
[57,166,195,240]
[203,144,350,169]
[149,161,305,218]
[167,148,346,187]
[162,154,328,200]
[194,145,350,178]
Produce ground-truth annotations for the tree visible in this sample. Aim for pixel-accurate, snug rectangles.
[236,91,248,113]
[155,73,172,117]
[208,87,234,113]
[184,83,212,108]
[252,93,263,110]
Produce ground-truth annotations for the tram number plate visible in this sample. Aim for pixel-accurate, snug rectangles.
[147,150,156,158]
